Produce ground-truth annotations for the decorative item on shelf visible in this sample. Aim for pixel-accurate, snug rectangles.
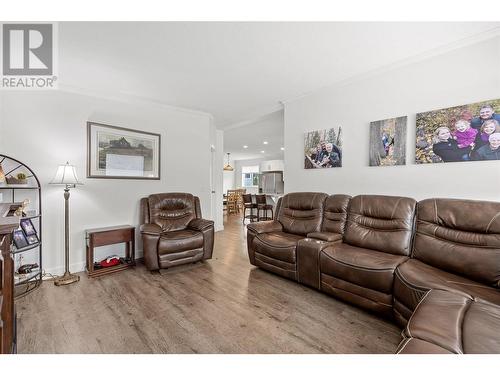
[0,162,6,184]
[50,161,83,286]
[12,229,29,249]
[6,172,28,185]
[20,218,37,236]
[17,263,39,274]
[97,255,122,269]
[223,152,234,171]
[25,208,37,217]
[13,199,30,217]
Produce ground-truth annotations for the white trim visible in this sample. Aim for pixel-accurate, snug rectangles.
[281,27,500,105]
[221,104,284,130]
[57,83,215,120]
[44,251,144,276]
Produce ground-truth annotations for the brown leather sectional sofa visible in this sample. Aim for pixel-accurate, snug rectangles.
[246,192,500,354]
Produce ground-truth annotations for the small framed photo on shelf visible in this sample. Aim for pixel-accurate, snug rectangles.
[26,233,39,245]
[20,218,37,236]
[13,229,29,249]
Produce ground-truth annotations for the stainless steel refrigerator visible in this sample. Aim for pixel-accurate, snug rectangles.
[259,172,284,194]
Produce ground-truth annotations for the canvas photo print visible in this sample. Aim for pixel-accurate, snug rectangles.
[369,116,407,166]
[304,127,342,169]
[416,99,500,164]
[87,122,161,179]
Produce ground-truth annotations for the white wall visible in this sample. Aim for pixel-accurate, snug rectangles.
[284,36,500,202]
[0,90,215,274]
[223,170,235,195]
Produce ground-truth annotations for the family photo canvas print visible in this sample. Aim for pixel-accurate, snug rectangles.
[369,116,407,166]
[87,122,161,179]
[304,127,342,169]
[415,99,500,164]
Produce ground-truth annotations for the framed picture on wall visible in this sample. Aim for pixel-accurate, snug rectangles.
[415,99,500,164]
[369,116,407,167]
[87,122,161,179]
[304,127,342,169]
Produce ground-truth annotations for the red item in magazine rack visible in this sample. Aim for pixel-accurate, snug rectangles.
[99,256,121,268]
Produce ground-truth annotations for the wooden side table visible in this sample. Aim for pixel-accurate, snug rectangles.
[85,225,135,278]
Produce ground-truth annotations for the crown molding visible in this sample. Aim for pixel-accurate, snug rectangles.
[281,26,500,106]
[221,103,284,131]
[57,83,215,121]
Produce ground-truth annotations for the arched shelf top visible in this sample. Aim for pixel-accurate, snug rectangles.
[0,154,41,189]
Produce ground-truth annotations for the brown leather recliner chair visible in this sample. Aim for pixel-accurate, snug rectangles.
[319,195,417,317]
[140,193,214,271]
[246,192,329,281]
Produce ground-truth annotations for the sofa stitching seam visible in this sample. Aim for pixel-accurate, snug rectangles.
[321,250,398,272]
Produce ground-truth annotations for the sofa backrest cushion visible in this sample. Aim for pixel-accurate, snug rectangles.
[322,194,351,234]
[147,193,199,231]
[414,198,500,287]
[344,195,417,256]
[277,192,329,236]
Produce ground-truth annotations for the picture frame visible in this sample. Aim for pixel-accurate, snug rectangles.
[304,127,343,169]
[369,116,407,167]
[87,121,161,180]
[415,99,500,164]
[13,229,29,249]
[20,218,37,236]
[26,233,40,245]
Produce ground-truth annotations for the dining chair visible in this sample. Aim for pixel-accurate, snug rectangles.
[256,194,273,221]
[242,194,258,224]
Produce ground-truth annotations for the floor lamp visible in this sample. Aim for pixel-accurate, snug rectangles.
[50,162,83,286]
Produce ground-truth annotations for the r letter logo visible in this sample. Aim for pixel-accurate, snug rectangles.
[1,23,57,89]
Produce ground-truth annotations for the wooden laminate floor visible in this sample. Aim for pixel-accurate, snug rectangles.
[16,213,402,354]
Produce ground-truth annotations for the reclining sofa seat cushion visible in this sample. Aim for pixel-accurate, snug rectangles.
[307,194,351,242]
[297,194,352,289]
[140,193,214,270]
[398,289,500,354]
[247,192,328,280]
[394,198,500,325]
[319,195,417,316]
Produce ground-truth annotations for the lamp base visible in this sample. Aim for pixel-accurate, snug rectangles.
[54,271,80,286]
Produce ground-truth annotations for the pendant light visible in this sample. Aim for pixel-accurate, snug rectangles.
[223,153,234,171]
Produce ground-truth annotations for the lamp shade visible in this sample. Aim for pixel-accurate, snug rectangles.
[50,162,83,186]
[223,153,234,171]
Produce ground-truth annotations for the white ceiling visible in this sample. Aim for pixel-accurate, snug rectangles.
[58,22,500,128]
[224,110,284,161]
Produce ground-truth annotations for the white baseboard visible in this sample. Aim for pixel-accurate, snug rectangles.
[43,250,144,278]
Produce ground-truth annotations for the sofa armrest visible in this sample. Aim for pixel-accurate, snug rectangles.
[307,231,343,242]
[247,220,283,234]
[188,218,214,231]
[140,223,162,235]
